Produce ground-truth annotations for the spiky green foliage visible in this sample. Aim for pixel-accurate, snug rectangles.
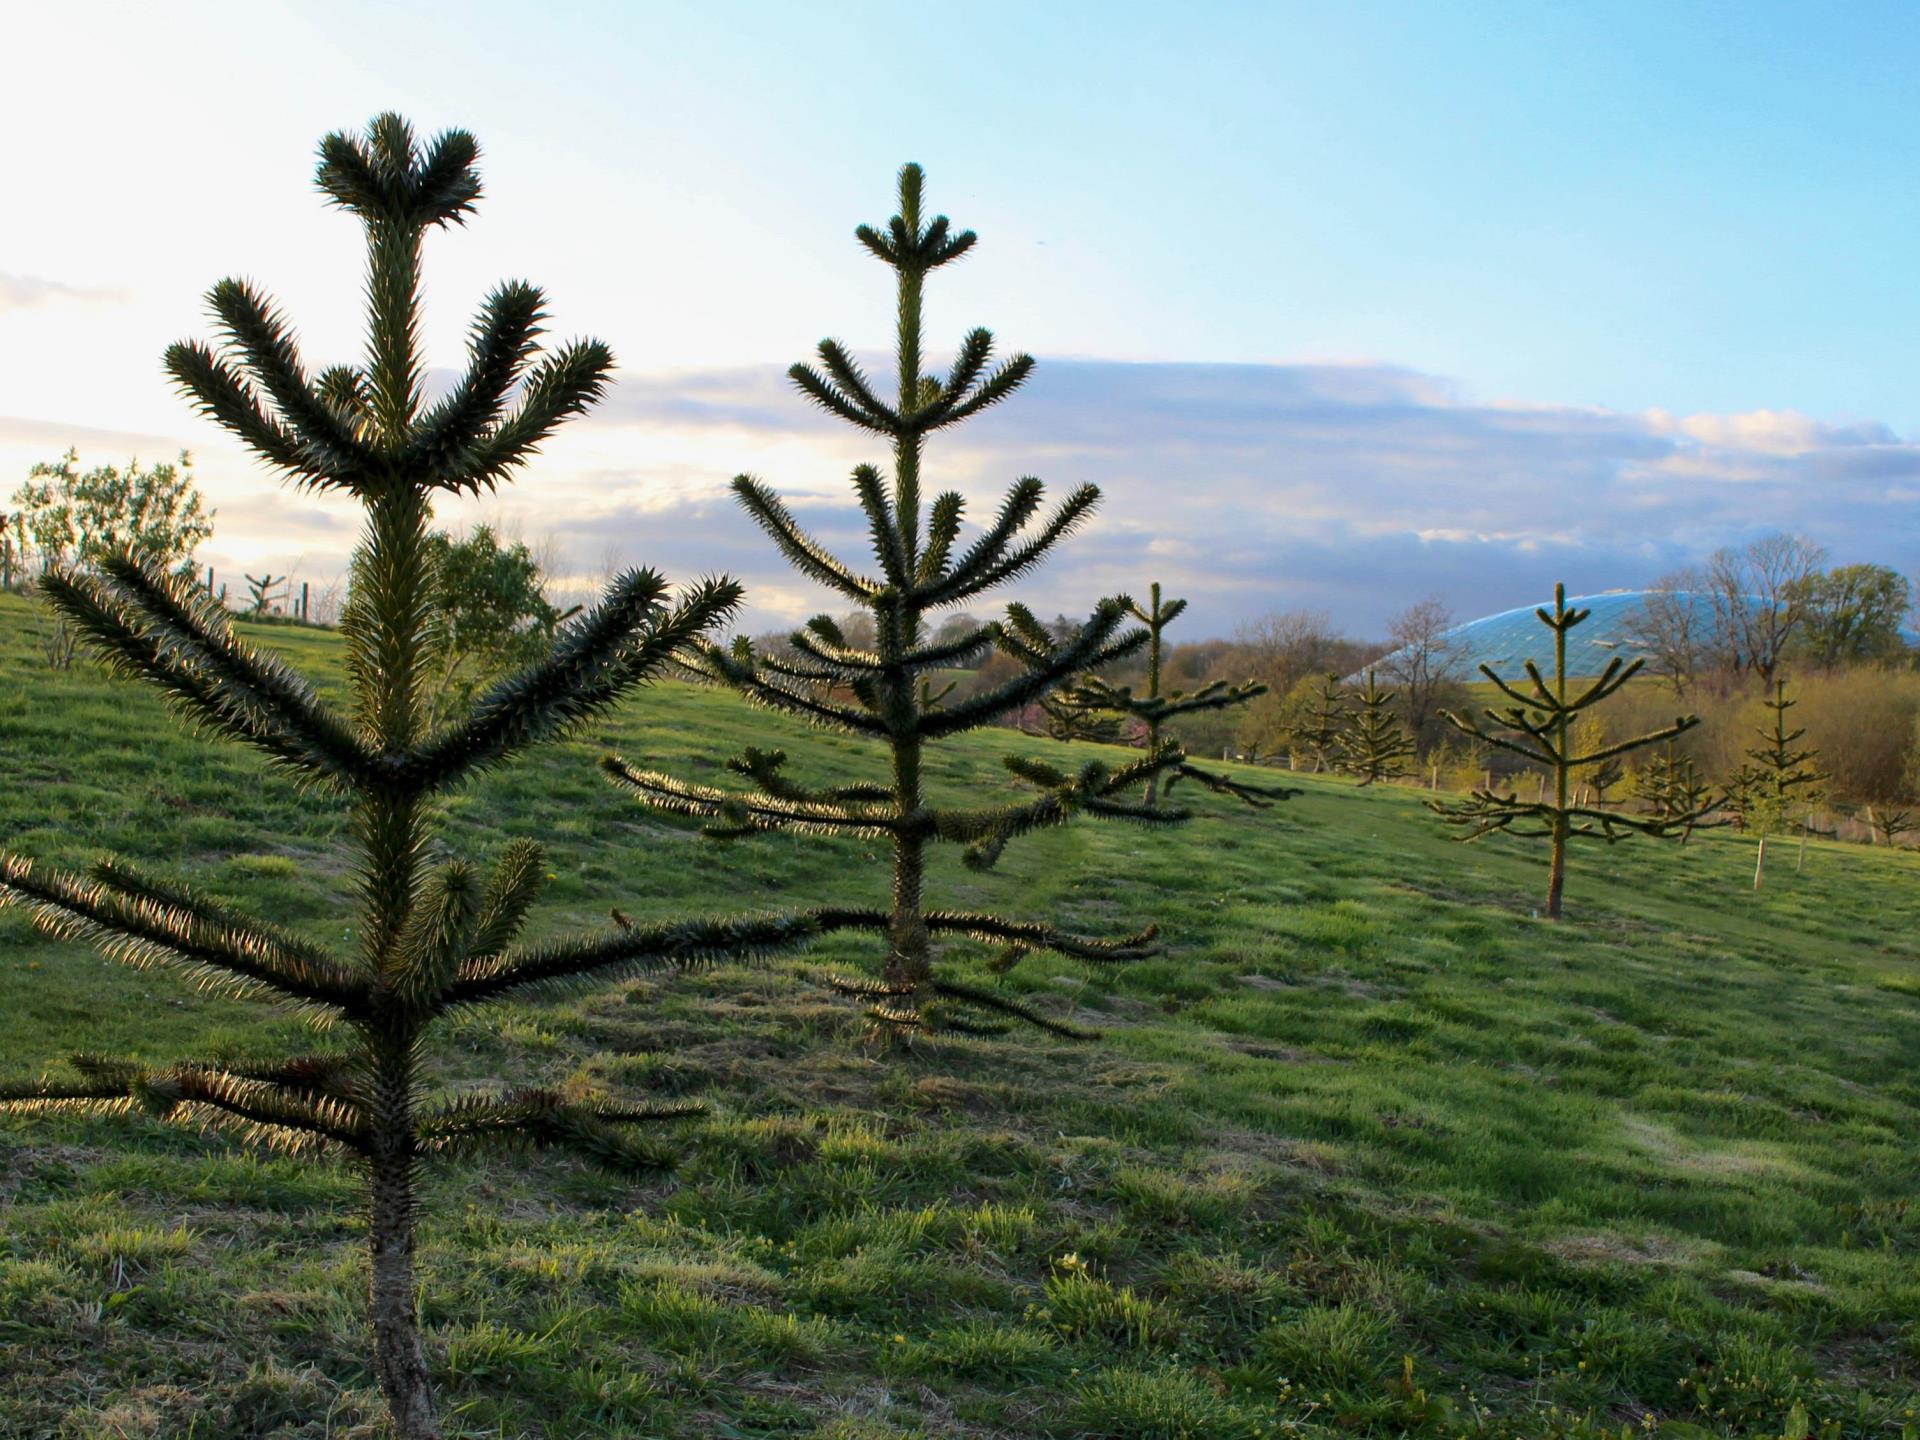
[1290,672,1348,773]
[1062,582,1295,808]
[1428,584,1703,919]
[1338,670,1417,786]
[605,165,1183,1038]
[0,115,832,1440]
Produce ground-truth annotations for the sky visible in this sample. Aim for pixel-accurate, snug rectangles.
[1,0,1915,637]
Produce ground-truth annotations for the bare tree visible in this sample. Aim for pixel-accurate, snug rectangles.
[1621,567,1711,697]
[1378,595,1461,755]
[1231,609,1350,696]
[1706,533,1827,683]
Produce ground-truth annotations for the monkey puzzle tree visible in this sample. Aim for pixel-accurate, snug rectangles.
[1428,584,1703,918]
[0,115,829,1440]
[1062,582,1294,807]
[1568,716,1618,806]
[244,570,288,615]
[1588,755,1625,806]
[605,165,1182,1039]
[1636,744,1718,843]
[1033,685,1125,744]
[1863,805,1916,847]
[1736,677,1825,888]
[1339,669,1416,786]
[1288,672,1348,773]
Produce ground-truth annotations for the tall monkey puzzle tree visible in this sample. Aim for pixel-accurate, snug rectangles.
[606,165,1182,1038]
[0,116,828,1440]
[1339,669,1417,786]
[1063,582,1294,807]
[1428,584,1703,918]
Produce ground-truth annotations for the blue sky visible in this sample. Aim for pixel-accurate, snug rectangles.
[1,1,1914,634]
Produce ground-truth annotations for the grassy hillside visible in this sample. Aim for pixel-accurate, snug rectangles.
[1,589,1917,1440]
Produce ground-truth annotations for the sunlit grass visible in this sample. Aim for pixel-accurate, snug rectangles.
[2,590,1917,1437]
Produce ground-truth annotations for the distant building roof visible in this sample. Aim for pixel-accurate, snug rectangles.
[1360,589,1917,683]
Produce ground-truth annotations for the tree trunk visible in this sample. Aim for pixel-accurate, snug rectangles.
[1753,837,1767,890]
[1545,822,1566,919]
[885,729,930,994]
[1141,589,1163,807]
[369,1150,440,1440]
[1142,719,1162,807]
[885,831,930,993]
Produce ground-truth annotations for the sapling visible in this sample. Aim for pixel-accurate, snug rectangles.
[1428,584,1704,919]
[1735,679,1823,888]
[245,570,288,615]
[1288,672,1348,773]
[1339,669,1416,786]
[1062,582,1295,807]
[605,165,1185,1038]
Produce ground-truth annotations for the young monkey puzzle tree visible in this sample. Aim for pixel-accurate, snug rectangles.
[605,165,1183,1039]
[1339,669,1416,785]
[0,115,826,1440]
[1062,583,1294,808]
[1032,686,1125,745]
[1289,672,1349,773]
[1427,584,1704,919]
[1734,678,1825,888]
[245,570,288,615]
[1634,743,1718,842]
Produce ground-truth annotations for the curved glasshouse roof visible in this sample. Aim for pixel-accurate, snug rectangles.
[1436,590,1671,679]
[1361,589,1918,683]
[1361,590,1712,682]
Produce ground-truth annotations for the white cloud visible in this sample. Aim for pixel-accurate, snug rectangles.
[0,273,128,314]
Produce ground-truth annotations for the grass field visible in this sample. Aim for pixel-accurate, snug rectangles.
[2,588,1918,1439]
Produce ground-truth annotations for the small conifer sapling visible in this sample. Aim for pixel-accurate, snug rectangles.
[1062,582,1295,807]
[1339,669,1417,785]
[1289,672,1348,773]
[1428,584,1703,918]
[1736,678,1824,888]
[1635,742,1718,843]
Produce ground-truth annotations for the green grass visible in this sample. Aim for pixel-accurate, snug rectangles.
[2,588,1917,1439]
